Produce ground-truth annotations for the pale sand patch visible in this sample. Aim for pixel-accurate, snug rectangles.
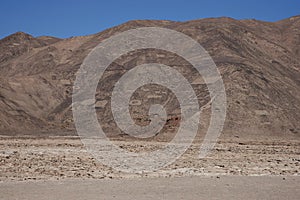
[0,176,299,200]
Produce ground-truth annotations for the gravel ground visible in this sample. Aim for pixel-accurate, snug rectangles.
[0,136,299,181]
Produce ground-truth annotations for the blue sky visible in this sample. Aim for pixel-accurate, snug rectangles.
[1,0,299,39]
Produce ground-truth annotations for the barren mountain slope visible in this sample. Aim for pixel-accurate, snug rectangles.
[0,16,299,138]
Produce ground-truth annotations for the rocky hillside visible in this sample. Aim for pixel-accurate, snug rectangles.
[0,16,299,138]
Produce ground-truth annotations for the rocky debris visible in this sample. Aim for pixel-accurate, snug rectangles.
[0,137,299,181]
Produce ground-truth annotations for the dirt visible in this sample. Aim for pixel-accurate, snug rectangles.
[0,136,299,181]
[1,175,299,200]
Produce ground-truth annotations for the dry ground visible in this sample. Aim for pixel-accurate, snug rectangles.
[0,135,299,181]
[1,176,300,200]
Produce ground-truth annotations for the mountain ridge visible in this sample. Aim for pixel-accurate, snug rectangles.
[0,16,299,138]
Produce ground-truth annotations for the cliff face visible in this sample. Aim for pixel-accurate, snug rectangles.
[0,16,299,138]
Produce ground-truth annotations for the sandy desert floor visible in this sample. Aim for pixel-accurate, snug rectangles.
[1,176,300,200]
[0,135,299,199]
[0,135,299,181]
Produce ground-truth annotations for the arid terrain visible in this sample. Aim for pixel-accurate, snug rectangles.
[0,16,300,137]
[0,16,300,199]
[0,136,299,181]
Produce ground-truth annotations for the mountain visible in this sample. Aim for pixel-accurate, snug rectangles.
[0,16,299,138]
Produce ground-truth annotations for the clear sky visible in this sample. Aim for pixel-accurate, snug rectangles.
[1,0,299,39]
